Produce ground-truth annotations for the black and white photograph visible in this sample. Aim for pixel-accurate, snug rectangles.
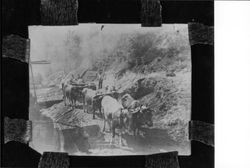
[29,24,191,156]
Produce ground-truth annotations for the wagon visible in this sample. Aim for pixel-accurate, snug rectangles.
[70,82,97,92]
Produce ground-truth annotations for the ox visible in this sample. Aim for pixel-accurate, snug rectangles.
[92,94,104,119]
[101,95,128,146]
[119,94,153,136]
[82,88,109,119]
[127,105,154,136]
[82,88,100,118]
[62,83,79,108]
[120,93,140,110]
[92,91,121,119]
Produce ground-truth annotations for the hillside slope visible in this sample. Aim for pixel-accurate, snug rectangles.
[46,25,191,144]
[91,26,191,143]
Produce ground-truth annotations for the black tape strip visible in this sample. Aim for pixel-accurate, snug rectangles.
[141,0,162,27]
[188,23,214,45]
[25,39,31,63]
[38,152,69,168]
[145,151,180,168]
[41,0,78,25]
[2,35,30,63]
[189,120,214,147]
[4,117,32,144]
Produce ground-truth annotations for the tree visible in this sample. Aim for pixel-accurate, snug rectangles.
[64,30,82,73]
[128,32,163,68]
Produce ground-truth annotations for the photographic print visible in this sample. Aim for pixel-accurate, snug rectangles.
[29,24,191,156]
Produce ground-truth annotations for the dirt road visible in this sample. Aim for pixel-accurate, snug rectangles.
[33,98,189,155]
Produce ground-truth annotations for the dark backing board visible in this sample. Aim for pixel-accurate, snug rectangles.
[1,0,214,167]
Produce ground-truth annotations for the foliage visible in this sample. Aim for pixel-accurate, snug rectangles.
[127,32,163,68]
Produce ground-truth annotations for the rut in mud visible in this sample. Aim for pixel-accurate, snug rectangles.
[31,98,189,155]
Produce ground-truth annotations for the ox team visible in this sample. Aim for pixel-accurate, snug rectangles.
[61,74,153,146]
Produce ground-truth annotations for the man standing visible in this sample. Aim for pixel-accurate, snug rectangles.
[98,71,104,89]
[76,74,83,84]
[69,75,75,84]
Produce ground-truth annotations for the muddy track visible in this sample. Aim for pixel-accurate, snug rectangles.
[33,99,189,155]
